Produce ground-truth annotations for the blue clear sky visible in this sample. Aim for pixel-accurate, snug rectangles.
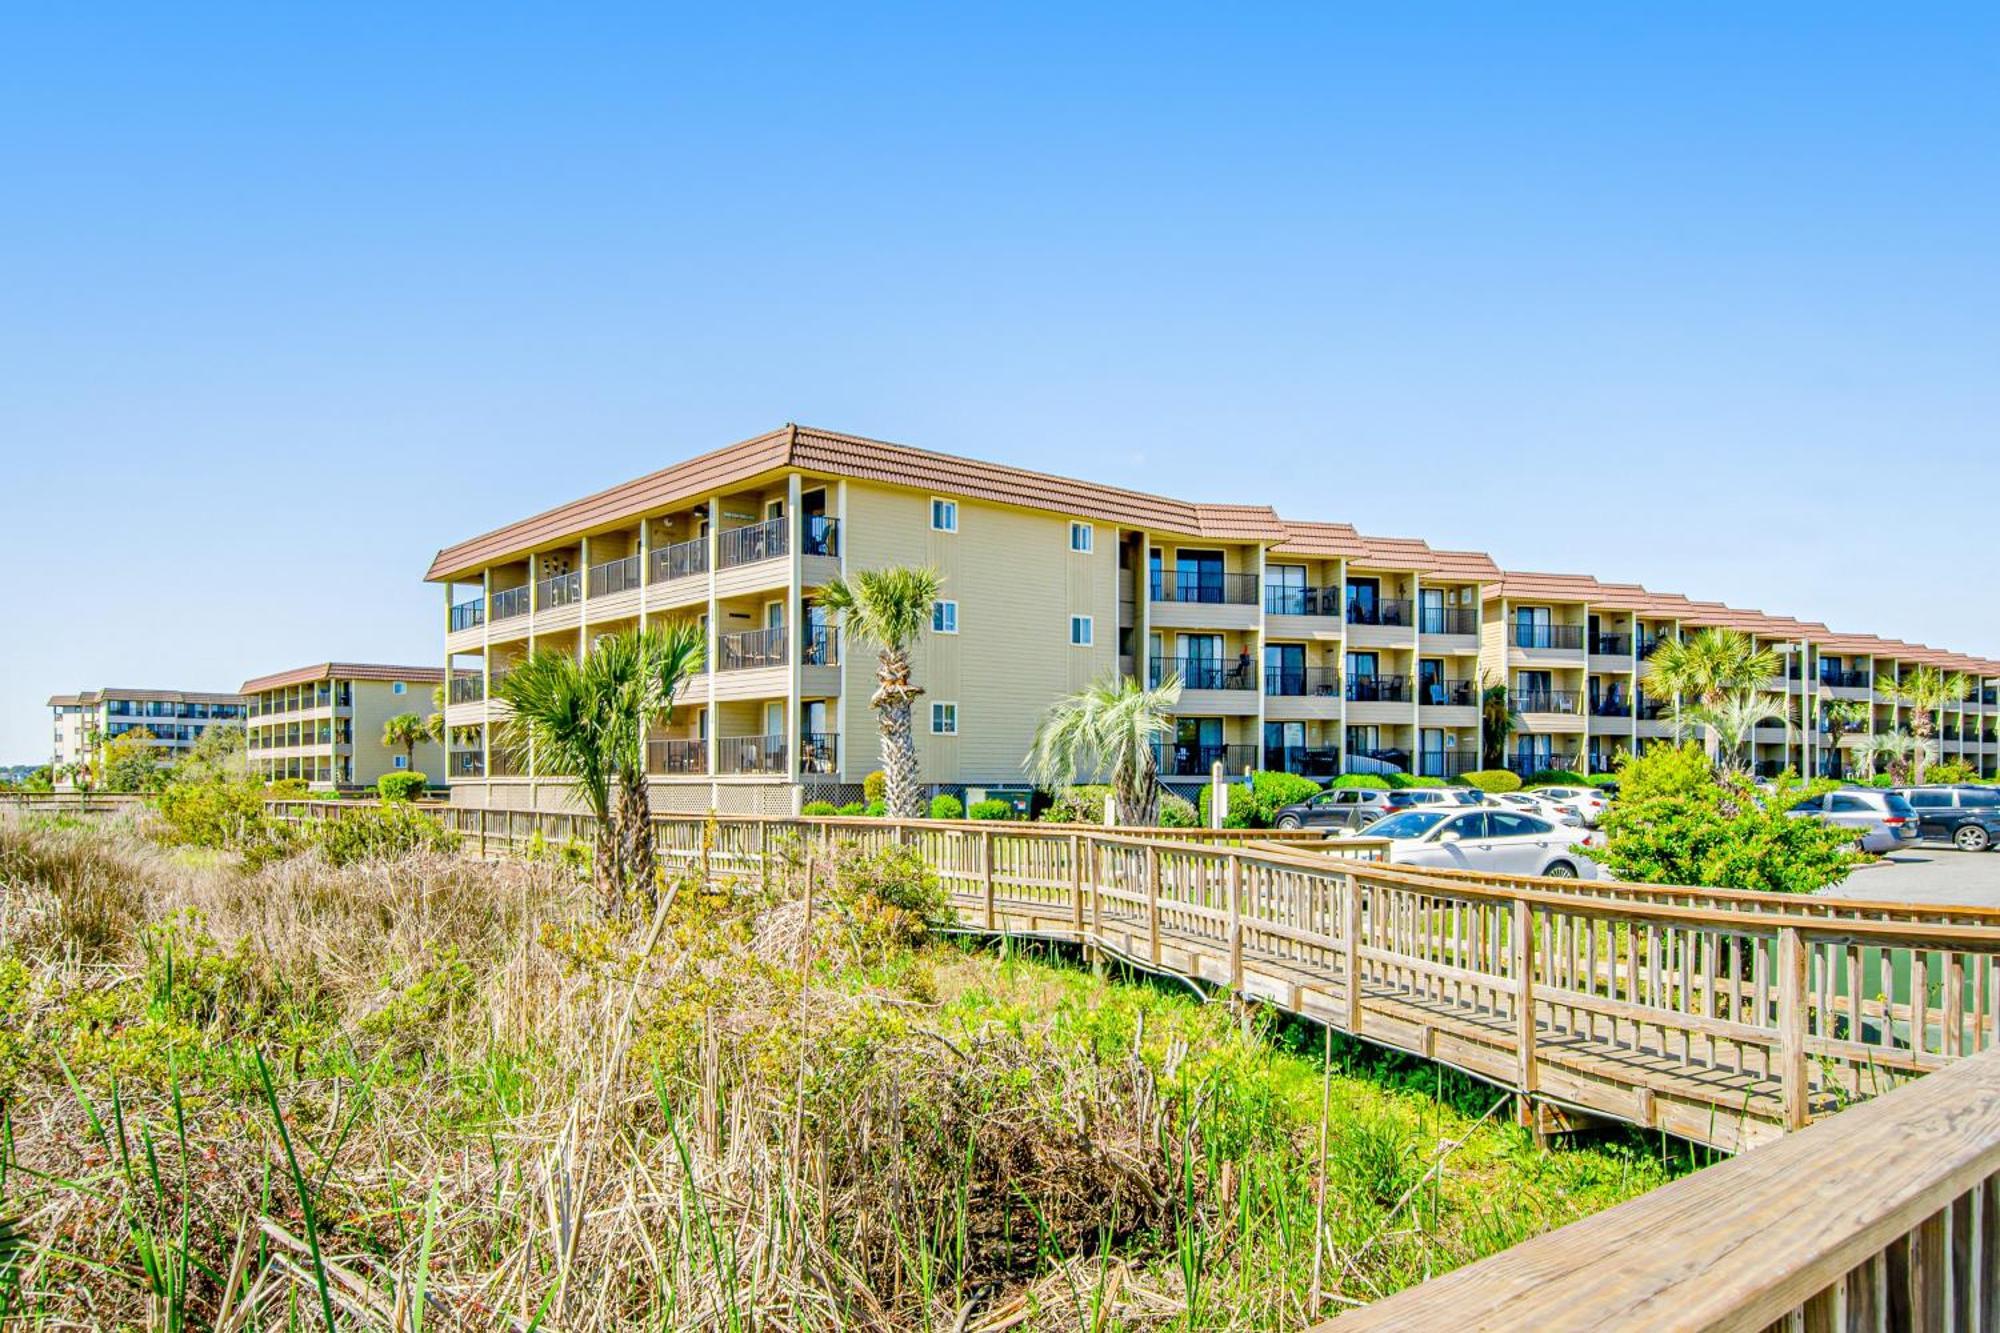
[4,5,1997,763]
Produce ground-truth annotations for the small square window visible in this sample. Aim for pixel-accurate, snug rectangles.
[393,755,408,770]
[392,681,407,695]
[932,600,958,634]
[931,498,958,533]
[1071,615,1094,646]
[931,702,958,735]
[1069,521,1093,553]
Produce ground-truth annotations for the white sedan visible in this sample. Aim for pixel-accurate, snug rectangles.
[1364,807,1602,879]
[1483,791,1586,827]
[1528,785,1610,827]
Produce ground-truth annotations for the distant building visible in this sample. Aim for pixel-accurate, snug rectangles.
[47,687,247,787]
[240,663,445,790]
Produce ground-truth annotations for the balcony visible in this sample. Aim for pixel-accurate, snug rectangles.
[718,517,786,570]
[449,751,485,779]
[1591,633,1633,656]
[650,535,709,586]
[1819,669,1872,689]
[1152,655,1257,692]
[449,674,484,704]
[491,586,531,623]
[587,552,643,599]
[647,738,708,775]
[1264,586,1342,618]
[1503,753,1580,777]
[1264,666,1342,698]
[1418,678,1477,708]
[717,734,788,776]
[450,599,485,632]
[1263,746,1343,779]
[1150,570,1259,606]
[1518,690,1582,714]
[1509,624,1585,651]
[1417,751,1477,779]
[1346,675,1410,704]
[1154,742,1256,778]
[1638,637,1670,660]
[798,731,840,776]
[1635,696,1672,720]
[537,570,582,614]
[1589,695,1632,718]
[802,515,841,558]
[1346,599,1413,629]
[1419,607,1478,636]
[718,625,788,672]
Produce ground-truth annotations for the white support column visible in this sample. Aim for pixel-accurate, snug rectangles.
[785,472,803,788]
[705,494,722,805]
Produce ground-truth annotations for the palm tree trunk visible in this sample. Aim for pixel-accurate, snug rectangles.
[875,648,925,818]
[619,774,656,908]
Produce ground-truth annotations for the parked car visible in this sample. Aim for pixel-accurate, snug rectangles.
[1362,807,1601,878]
[1891,786,2000,852]
[1526,785,1610,826]
[1383,787,1485,812]
[1787,788,1921,854]
[1483,791,1586,827]
[1272,786,1395,831]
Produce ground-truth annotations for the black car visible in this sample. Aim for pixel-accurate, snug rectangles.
[1892,786,2000,852]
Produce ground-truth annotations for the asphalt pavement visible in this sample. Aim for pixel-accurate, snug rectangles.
[1818,846,2000,909]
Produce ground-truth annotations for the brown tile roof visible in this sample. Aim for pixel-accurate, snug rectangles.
[1271,523,1501,579]
[241,663,445,694]
[50,687,244,707]
[426,424,1290,580]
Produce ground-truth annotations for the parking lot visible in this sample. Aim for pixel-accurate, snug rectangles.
[1819,847,2000,909]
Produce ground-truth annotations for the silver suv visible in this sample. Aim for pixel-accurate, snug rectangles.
[1787,788,1920,854]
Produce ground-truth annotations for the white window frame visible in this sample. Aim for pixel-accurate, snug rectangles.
[1070,615,1094,647]
[1069,521,1093,553]
[931,702,959,735]
[392,681,407,695]
[930,497,958,533]
[393,754,408,770]
[932,599,959,634]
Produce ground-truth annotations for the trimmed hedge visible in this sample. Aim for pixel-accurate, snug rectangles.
[1158,793,1198,827]
[862,771,887,805]
[376,771,427,802]
[928,793,965,820]
[1197,770,1322,828]
[1523,769,1589,788]
[801,800,839,816]
[1461,769,1523,794]
[968,798,1015,820]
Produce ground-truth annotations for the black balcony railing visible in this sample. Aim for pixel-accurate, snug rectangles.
[1638,637,1669,660]
[1419,606,1478,636]
[647,738,708,775]
[801,626,840,667]
[650,535,709,584]
[450,751,485,778]
[1417,751,1477,778]
[1592,633,1633,656]
[1345,748,1412,775]
[1819,669,1872,689]
[1504,753,1580,777]
[449,674,484,704]
[1518,690,1581,713]
[718,517,787,570]
[450,599,485,632]
[1509,623,1585,651]
[1152,655,1257,690]
[1345,675,1410,703]
[1264,746,1343,778]
[717,734,787,776]
[1635,695,1672,720]
[588,552,643,598]
[1264,666,1342,697]
[798,732,840,775]
[717,625,786,672]
[1264,585,1341,617]
[491,586,531,622]
[1346,598,1413,628]
[1418,678,1476,708]
[1149,570,1260,606]
[802,515,841,558]
[537,570,581,610]
[1153,742,1257,777]
[1590,694,1632,717]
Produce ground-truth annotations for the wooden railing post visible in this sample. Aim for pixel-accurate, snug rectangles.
[1068,833,1084,940]
[1342,872,1363,1035]
[1227,852,1244,995]
[982,828,996,930]
[1513,898,1537,1100]
[1146,845,1162,967]
[478,807,488,858]
[756,818,769,893]
[1779,925,1809,1130]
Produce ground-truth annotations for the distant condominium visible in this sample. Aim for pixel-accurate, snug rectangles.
[425,425,2000,815]
[241,663,445,789]
[47,687,246,786]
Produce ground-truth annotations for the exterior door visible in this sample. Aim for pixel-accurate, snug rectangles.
[1346,577,1380,624]
[1264,720,1304,771]
[1347,652,1380,700]
[1266,643,1305,696]
[1181,634,1223,689]
[1267,564,1307,616]
[1419,587,1446,634]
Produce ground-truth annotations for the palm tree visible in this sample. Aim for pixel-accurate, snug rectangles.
[1478,673,1519,769]
[1881,666,1971,783]
[1853,730,1932,785]
[494,623,705,908]
[381,712,430,773]
[819,565,943,818]
[1687,692,1790,770]
[1025,674,1183,825]
[1820,698,1871,779]
[1643,628,1780,761]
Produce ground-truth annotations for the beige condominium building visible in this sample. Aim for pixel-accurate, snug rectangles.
[47,687,246,787]
[241,663,445,790]
[425,425,2000,815]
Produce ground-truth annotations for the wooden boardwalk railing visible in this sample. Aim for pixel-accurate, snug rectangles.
[1320,1041,2000,1331]
[264,802,2000,1152]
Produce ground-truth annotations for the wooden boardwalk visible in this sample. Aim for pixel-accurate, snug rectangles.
[266,801,2000,1155]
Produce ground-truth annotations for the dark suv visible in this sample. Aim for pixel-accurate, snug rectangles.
[1891,786,2000,852]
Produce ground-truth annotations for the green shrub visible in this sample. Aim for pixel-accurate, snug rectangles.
[801,800,839,816]
[837,801,868,816]
[265,778,312,799]
[1588,744,1858,893]
[1921,760,1980,785]
[1524,769,1589,788]
[1461,769,1523,794]
[153,775,268,851]
[1197,770,1322,828]
[968,799,1014,821]
[864,799,888,818]
[1587,773,1621,789]
[862,770,887,806]
[1040,785,1111,824]
[1157,793,1198,827]
[928,793,965,820]
[310,805,460,868]
[376,771,427,802]
[1401,775,1447,788]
